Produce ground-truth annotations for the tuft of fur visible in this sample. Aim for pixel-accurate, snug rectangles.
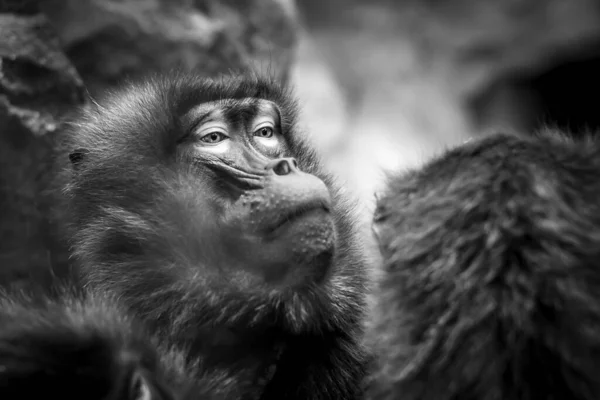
[0,289,182,400]
[367,130,600,399]
[57,72,369,399]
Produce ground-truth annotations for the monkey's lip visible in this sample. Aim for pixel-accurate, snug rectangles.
[266,201,332,234]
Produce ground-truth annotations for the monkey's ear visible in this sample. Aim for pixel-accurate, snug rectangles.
[69,148,89,170]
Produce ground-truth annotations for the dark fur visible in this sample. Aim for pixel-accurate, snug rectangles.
[58,72,368,399]
[0,289,210,400]
[367,130,600,399]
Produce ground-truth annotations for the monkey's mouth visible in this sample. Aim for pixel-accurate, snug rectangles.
[266,201,332,234]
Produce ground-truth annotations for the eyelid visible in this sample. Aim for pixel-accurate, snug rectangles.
[255,122,274,128]
[196,124,229,137]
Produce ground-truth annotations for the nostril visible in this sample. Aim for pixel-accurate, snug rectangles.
[266,158,299,176]
[273,159,291,175]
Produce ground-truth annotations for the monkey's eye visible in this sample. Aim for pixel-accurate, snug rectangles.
[254,126,275,138]
[200,132,228,144]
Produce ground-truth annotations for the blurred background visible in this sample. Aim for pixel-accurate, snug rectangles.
[2,0,600,286]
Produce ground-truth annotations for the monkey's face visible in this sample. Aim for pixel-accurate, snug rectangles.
[175,97,335,287]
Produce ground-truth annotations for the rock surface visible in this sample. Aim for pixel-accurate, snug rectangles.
[41,0,298,94]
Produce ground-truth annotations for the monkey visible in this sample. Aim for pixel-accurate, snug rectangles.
[365,129,600,399]
[0,288,192,400]
[57,72,369,399]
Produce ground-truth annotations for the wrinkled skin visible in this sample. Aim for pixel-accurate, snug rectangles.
[175,97,335,286]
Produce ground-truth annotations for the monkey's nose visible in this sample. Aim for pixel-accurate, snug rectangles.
[265,158,299,176]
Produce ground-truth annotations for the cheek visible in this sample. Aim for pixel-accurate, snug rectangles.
[192,141,231,155]
[253,137,285,157]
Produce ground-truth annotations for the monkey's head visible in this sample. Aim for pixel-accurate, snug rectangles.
[61,73,366,337]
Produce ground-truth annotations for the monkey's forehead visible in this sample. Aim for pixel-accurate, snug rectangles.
[183,98,280,120]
